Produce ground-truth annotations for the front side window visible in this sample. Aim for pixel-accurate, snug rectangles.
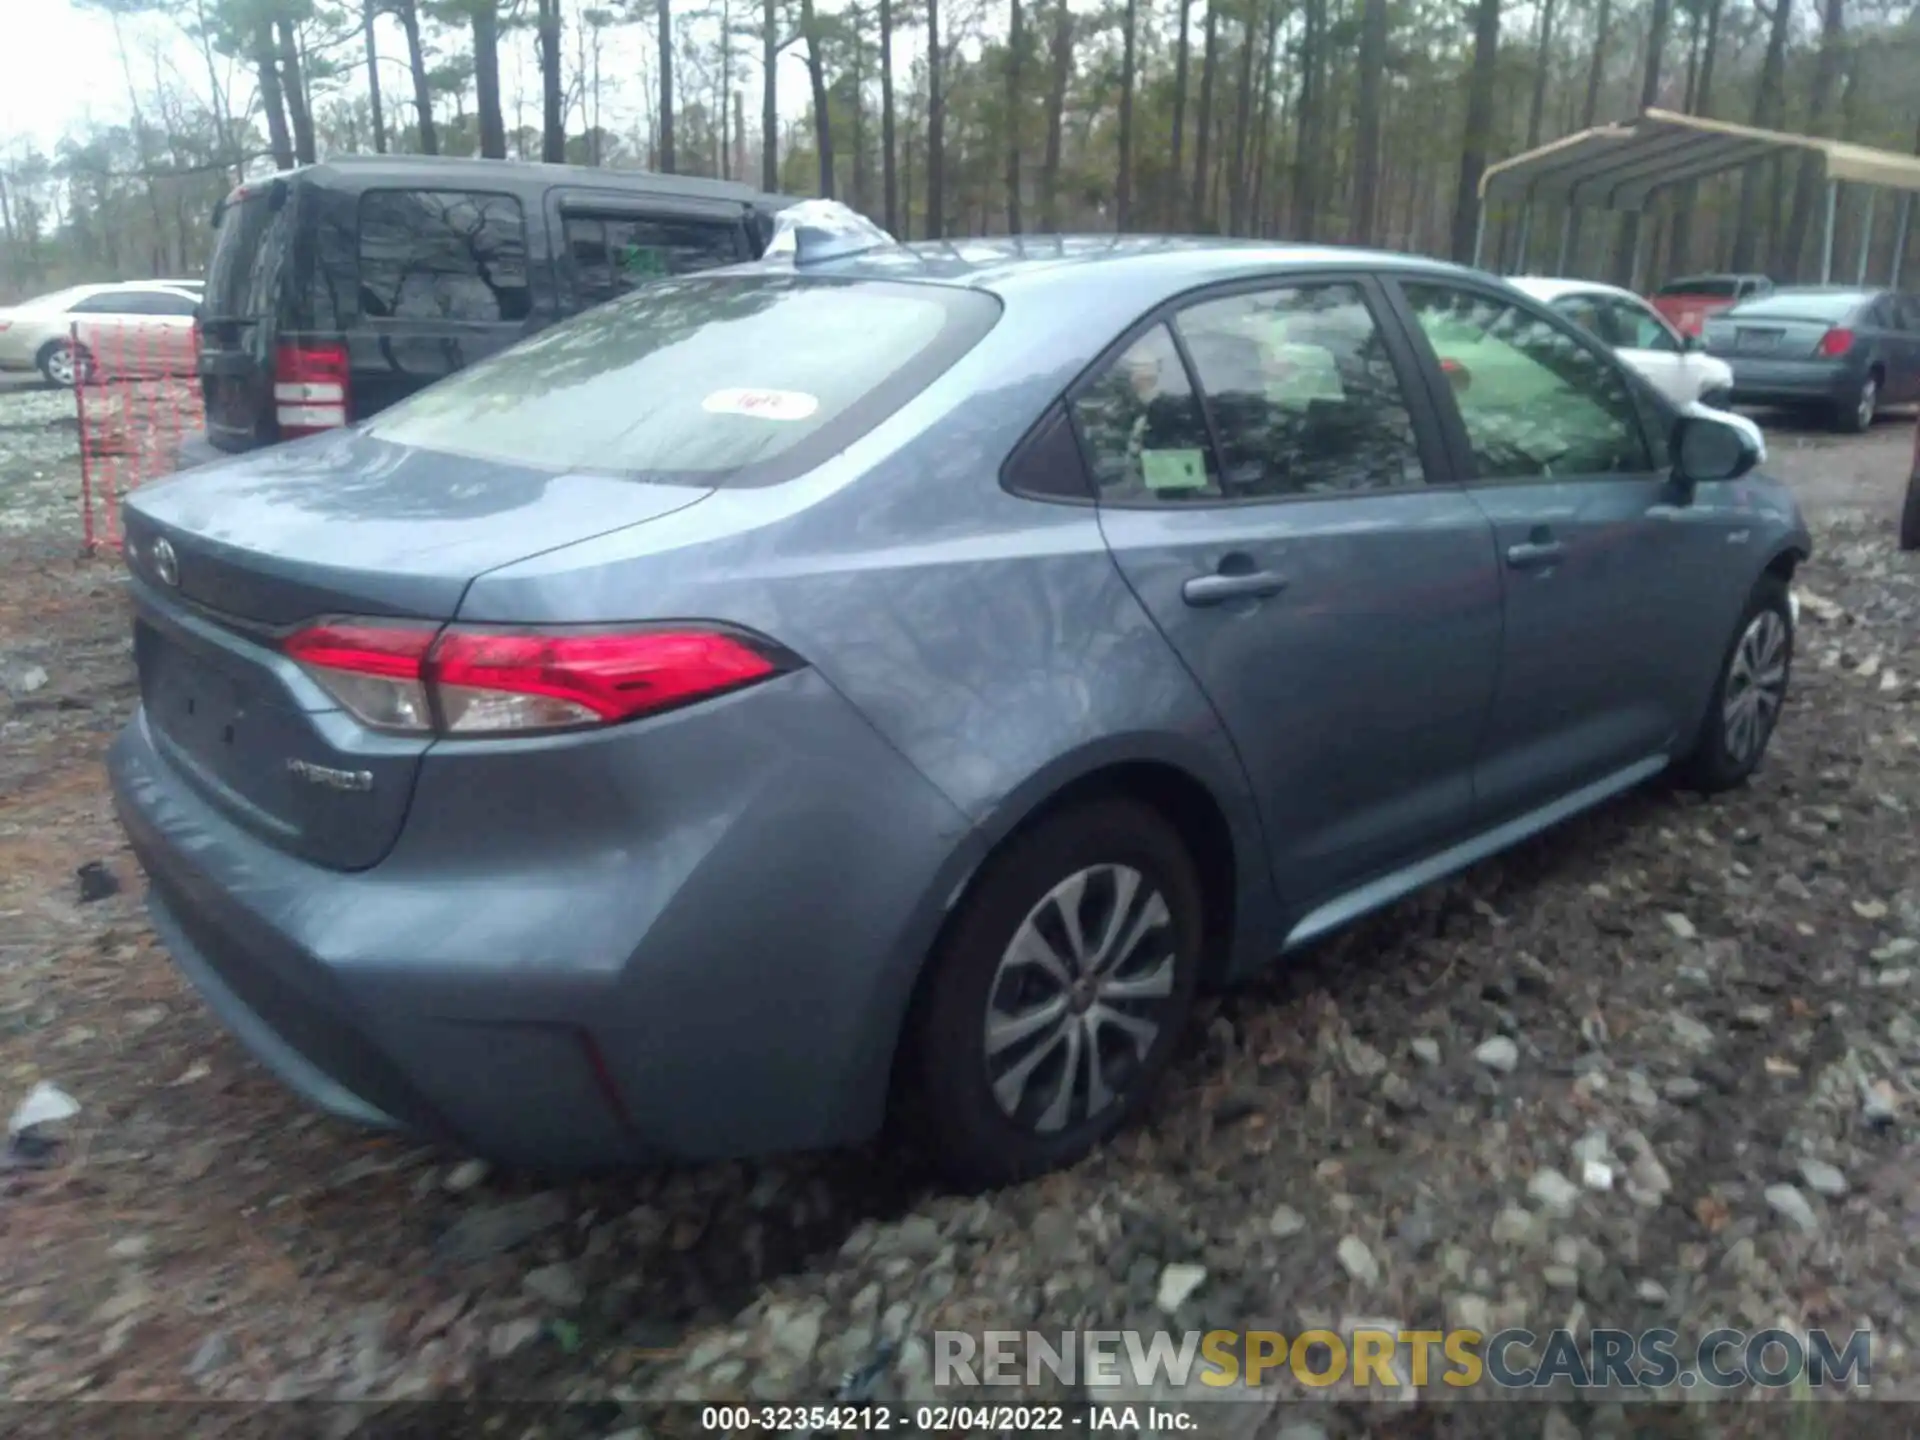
[1175,281,1426,497]
[357,189,531,324]
[1069,324,1220,502]
[565,214,741,304]
[1401,282,1652,480]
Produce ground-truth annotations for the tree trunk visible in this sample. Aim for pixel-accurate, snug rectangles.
[1226,2,1259,234]
[537,0,565,161]
[1350,0,1388,243]
[800,0,834,198]
[474,2,507,159]
[1525,0,1555,148]
[277,20,317,164]
[1779,0,1846,279]
[1249,0,1281,234]
[253,24,295,169]
[394,0,438,155]
[1191,0,1218,230]
[1450,0,1501,263]
[363,0,387,154]
[762,0,779,191]
[1728,0,1789,270]
[1667,0,1722,274]
[881,0,898,232]
[1116,0,1137,228]
[1289,0,1322,239]
[1040,0,1072,230]
[1005,0,1023,232]
[1613,0,1672,281]
[927,0,944,237]
[1581,0,1611,129]
[655,0,675,171]
[1170,0,1193,228]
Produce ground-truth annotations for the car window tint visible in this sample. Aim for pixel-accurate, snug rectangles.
[1174,282,1425,498]
[365,276,998,486]
[1402,281,1652,480]
[69,293,133,314]
[357,189,532,324]
[1553,296,1608,344]
[1069,324,1221,503]
[565,214,741,304]
[1609,299,1679,353]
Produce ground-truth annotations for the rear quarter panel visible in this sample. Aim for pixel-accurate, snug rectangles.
[458,288,1282,975]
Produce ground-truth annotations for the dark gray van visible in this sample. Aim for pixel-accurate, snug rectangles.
[188,156,800,462]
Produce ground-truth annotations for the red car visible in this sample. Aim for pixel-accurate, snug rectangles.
[1650,273,1775,338]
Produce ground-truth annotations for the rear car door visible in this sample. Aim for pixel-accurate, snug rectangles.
[1086,274,1503,917]
[1387,277,1734,825]
[548,190,751,316]
[350,187,541,419]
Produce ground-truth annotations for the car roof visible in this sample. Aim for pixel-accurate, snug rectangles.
[245,155,797,209]
[744,234,1488,306]
[1508,275,1643,304]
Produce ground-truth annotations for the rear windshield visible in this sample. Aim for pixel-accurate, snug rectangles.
[204,188,292,320]
[1726,292,1864,323]
[1657,277,1738,298]
[365,275,1001,486]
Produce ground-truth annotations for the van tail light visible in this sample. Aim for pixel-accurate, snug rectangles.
[274,340,349,436]
[1818,327,1855,358]
[282,619,797,735]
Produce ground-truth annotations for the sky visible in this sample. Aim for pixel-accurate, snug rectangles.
[0,0,855,169]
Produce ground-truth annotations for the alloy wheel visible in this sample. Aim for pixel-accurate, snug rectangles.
[982,863,1178,1135]
[1722,608,1788,765]
[44,344,76,387]
[1857,376,1878,431]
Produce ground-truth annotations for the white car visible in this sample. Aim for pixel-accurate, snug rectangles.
[1507,276,1736,409]
[0,281,201,387]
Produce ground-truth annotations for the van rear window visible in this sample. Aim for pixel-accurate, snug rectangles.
[365,275,1000,487]
[204,189,292,320]
[357,190,532,323]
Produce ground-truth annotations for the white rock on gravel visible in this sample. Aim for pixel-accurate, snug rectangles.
[443,1159,489,1193]
[1410,1037,1441,1067]
[1527,1167,1582,1217]
[1668,1014,1717,1052]
[522,1262,584,1309]
[1765,1184,1821,1234]
[8,1080,80,1138]
[1267,1204,1307,1239]
[1474,1036,1519,1073]
[1662,912,1698,940]
[1155,1263,1208,1313]
[1797,1158,1849,1198]
[1336,1236,1381,1286]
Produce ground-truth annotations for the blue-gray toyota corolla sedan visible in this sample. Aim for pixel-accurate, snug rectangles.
[109,237,1811,1188]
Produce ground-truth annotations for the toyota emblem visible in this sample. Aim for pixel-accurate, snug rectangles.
[152,536,179,588]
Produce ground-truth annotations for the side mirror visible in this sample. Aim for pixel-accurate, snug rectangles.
[1672,411,1760,486]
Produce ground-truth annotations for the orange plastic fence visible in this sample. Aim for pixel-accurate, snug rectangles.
[73,319,205,553]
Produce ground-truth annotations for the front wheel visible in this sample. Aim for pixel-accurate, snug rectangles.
[37,340,84,388]
[1672,574,1794,793]
[900,798,1203,1189]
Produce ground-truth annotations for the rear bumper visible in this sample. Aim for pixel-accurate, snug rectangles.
[109,672,976,1171]
[1724,358,1856,406]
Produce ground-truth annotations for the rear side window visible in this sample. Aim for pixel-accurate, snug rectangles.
[365,275,1000,486]
[564,213,742,304]
[357,189,532,324]
[1659,277,1738,298]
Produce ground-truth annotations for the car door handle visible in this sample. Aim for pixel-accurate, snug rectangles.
[1182,570,1290,606]
[1505,540,1567,570]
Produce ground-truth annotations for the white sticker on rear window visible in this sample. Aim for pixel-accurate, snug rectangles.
[702,388,820,421]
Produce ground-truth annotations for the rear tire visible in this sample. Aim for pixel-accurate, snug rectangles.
[900,798,1203,1190]
[1834,372,1878,434]
[1672,573,1794,794]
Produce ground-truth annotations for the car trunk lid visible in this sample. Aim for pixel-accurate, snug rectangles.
[121,430,713,869]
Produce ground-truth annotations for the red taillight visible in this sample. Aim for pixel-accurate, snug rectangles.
[1818,327,1855,358]
[274,340,349,436]
[281,620,792,735]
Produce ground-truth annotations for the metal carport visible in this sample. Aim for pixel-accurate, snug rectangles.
[1476,107,1920,287]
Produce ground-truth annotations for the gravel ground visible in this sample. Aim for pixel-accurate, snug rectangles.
[1,387,1917,1438]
